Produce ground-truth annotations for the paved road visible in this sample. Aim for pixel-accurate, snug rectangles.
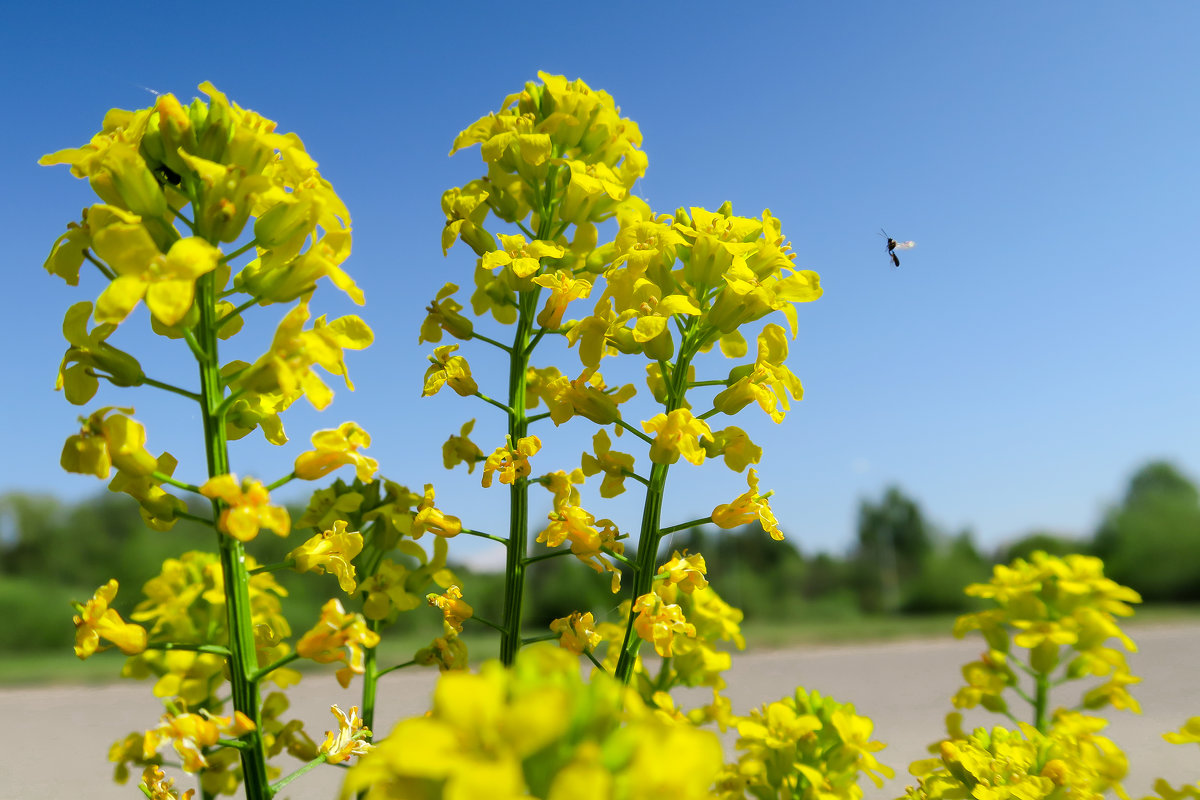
[3,623,1197,799]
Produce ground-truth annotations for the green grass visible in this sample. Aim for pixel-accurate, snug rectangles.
[4,604,1198,687]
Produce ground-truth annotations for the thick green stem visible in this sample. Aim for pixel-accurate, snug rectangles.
[360,623,380,740]
[195,270,272,799]
[499,297,534,665]
[1034,672,1049,733]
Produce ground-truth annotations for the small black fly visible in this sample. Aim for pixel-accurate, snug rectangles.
[879,229,915,268]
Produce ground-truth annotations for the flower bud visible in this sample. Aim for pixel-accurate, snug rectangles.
[1030,640,1060,674]
[255,197,319,249]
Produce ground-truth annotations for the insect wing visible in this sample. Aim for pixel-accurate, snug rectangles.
[892,240,916,250]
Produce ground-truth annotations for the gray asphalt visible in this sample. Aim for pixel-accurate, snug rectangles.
[3,623,1196,799]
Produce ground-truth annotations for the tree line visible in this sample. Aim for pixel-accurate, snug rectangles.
[3,459,1198,651]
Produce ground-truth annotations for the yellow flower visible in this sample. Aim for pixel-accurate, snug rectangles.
[294,421,378,482]
[239,228,364,306]
[60,406,158,479]
[713,324,804,423]
[549,611,602,655]
[360,559,423,620]
[632,592,696,657]
[287,520,364,593]
[580,429,636,497]
[109,451,186,531]
[199,474,291,541]
[546,369,637,426]
[411,483,463,539]
[92,230,222,326]
[539,468,586,512]
[532,269,593,328]
[237,300,373,410]
[483,435,542,487]
[536,507,626,592]
[427,585,474,634]
[482,233,565,278]
[657,550,709,593]
[72,579,147,659]
[711,469,783,540]
[443,419,485,472]
[422,344,479,397]
[296,598,381,688]
[701,426,763,473]
[1164,717,1200,745]
[56,301,144,405]
[420,282,474,343]
[642,408,711,466]
[441,181,495,256]
[414,633,469,672]
[142,708,254,773]
[320,705,373,765]
[139,766,194,800]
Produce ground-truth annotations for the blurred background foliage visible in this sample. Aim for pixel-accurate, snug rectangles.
[3,459,1198,656]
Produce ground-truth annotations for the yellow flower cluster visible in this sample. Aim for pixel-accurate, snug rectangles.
[717,688,892,800]
[906,713,1127,800]
[341,645,722,800]
[952,551,1142,716]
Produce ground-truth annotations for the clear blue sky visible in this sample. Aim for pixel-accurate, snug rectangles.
[4,2,1199,566]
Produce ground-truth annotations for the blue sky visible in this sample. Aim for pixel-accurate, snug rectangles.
[4,2,1199,566]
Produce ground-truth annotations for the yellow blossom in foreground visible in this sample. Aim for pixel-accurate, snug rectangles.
[294,422,378,482]
[411,483,463,539]
[142,709,255,773]
[200,474,290,541]
[482,233,565,278]
[422,344,478,397]
[288,520,364,593]
[711,469,783,540]
[482,435,542,487]
[427,585,474,634]
[72,579,147,659]
[633,592,696,657]
[321,705,373,765]
[657,550,709,593]
[550,611,602,655]
[139,766,194,800]
[93,234,222,326]
[60,406,158,479]
[296,598,381,687]
[642,408,711,466]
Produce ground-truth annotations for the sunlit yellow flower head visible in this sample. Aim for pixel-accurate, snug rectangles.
[320,705,373,765]
[139,765,194,800]
[72,579,147,659]
[701,426,763,473]
[238,301,373,411]
[580,429,635,498]
[482,232,566,279]
[642,408,712,466]
[442,419,485,473]
[294,421,378,482]
[142,707,254,773]
[549,611,602,655]
[422,344,479,397]
[287,520,364,593]
[632,591,696,657]
[296,598,381,688]
[56,301,144,404]
[61,406,158,479]
[538,468,586,512]
[532,269,593,328]
[482,435,542,487]
[411,483,463,539]
[200,474,290,541]
[711,469,783,540]
[657,550,709,594]
[545,368,637,426]
[420,282,474,343]
[91,228,222,326]
[427,585,474,635]
[713,324,805,423]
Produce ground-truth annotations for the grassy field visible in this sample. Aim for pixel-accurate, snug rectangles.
[5,604,1198,687]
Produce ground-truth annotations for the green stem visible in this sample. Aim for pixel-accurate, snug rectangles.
[460,528,508,545]
[360,622,380,741]
[688,380,729,388]
[471,615,505,633]
[522,549,573,565]
[83,250,116,281]
[269,754,328,795]
[1034,672,1050,733]
[152,471,202,494]
[265,471,296,492]
[176,511,214,526]
[696,407,721,421]
[658,517,713,537]
[182,327,208,363]
[613,418,654,446]
[196,266,272,798]
[143,642,231,657]
[216,738,250,750]
[248,559,295,575]
[500,297,533,665]
[470,331,512,353]
[221,239,259,264]
[474,391,515,416]
[250,652,300,683]
[376,659,416,679]
[527,411,552,425]
[167,204,196,231]
[216,297,259,331]
[601,546,638,571]
[143,376,203,402]
[622,470,651,488]
[583,648,608,674]
[522,632,559,645]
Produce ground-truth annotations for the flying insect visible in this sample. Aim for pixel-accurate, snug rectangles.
[879,229,915,268]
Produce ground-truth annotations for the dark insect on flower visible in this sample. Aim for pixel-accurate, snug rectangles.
[879,229,915,268]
